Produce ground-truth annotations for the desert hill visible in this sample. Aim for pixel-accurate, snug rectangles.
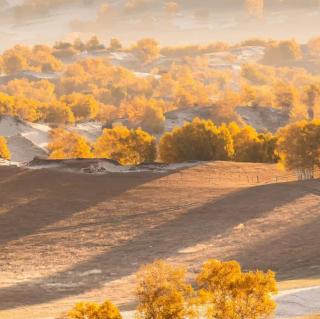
[0,161,319,318]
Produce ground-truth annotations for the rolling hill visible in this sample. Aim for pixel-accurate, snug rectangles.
[0,161,319,318]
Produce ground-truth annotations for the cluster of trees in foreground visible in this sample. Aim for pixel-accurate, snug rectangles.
[65,259,277,319]
[2,118,320,176]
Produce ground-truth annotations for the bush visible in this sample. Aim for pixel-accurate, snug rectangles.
[276,120,320,177]
[94,126,156,165]
[197,259,277,319]
[0,136,10,160]
[68,300,122,319]
[136,260,196,319]
[230,123,277,163]
[159,118,234,163]
[141,105,165,134]
[48,128,93,159]
[61,93,100,122]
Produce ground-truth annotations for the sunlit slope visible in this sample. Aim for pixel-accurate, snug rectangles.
[0,161,319,319]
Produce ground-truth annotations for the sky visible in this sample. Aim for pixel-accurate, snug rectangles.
[0,0,320,51]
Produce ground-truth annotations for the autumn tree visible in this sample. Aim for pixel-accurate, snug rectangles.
[303,83,320,119]
[276,120,320,179]
[263,40,302,65]
[197,259,277,319]
[159,118,234,163]
[273,82,301,115]
[94,126,156,165]
[230,124,277,163]
[48,128,93,159]
[307,37,320,57]
[61,93,100,122]
[132,38,160,64]
[14,97,41,122]
[136,260,196,319]
[0,136,10,160]
[68,300,122,319]
[109,38,122,51]
[2,46,28,74]
[43,101,75,125]
[0,93,15,116]
[140,105,165,134]
[3,78,56,103]
[86,36,104,51]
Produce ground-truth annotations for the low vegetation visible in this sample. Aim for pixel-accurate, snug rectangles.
[66,259,277,319]
[0,136,10,160]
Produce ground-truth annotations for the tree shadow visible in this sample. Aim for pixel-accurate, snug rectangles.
[0,166,180,246]
[228,209,320,281]
[0,179,315,310]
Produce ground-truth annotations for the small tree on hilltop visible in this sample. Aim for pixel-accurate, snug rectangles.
[136,260,197,319]
[68,300,122,319]
[276,120,320,179]
[197,259,277,319]
[132,38,160,64]
[0,136,10,160]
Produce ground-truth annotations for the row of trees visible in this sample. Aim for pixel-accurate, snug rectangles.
[2,63,320,129]
[2,115,319,175]
[159,119,277,164]
[47,119,275,165]
[45,119,320,177]
[67,259,277,319]
[48,127,157,165]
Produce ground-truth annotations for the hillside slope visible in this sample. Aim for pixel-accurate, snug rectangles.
[0,161,319,318]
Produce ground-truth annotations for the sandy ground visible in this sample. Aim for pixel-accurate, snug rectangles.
[275,286,320,319]
[0,161,319,319]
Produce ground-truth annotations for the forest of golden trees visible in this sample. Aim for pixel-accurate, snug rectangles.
[1,36,320,172]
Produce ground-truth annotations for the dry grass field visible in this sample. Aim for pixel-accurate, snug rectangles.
[0,161,319,319]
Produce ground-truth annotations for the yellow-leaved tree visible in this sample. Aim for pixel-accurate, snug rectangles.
[94,126,156,165]
[61,93,100,122]
[48,128,93,159]
[276,120,320,179]
[68,300,122,319]
[0,136,10,160]
[229,123,277,163]
[136,260,197,319]
[197,259,277,319]
[0,93,15,116]
[159,118,234,163]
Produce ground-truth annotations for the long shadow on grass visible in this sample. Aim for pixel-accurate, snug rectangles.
[0,166,178,246]
[0,179,316,310]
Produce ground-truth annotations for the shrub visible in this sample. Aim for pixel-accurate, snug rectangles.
[276,120,320,176]
[94,126,156,165]
[61,93,100,122]
[68,300,122,319]
[159,118,234,163]
[0,136,10,160]
[136,260,196,319]
[48,128,93,159]
[197,259,277,319]
[230,124,277,163]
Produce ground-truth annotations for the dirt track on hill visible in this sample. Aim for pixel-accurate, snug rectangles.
[0,162,319,319]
